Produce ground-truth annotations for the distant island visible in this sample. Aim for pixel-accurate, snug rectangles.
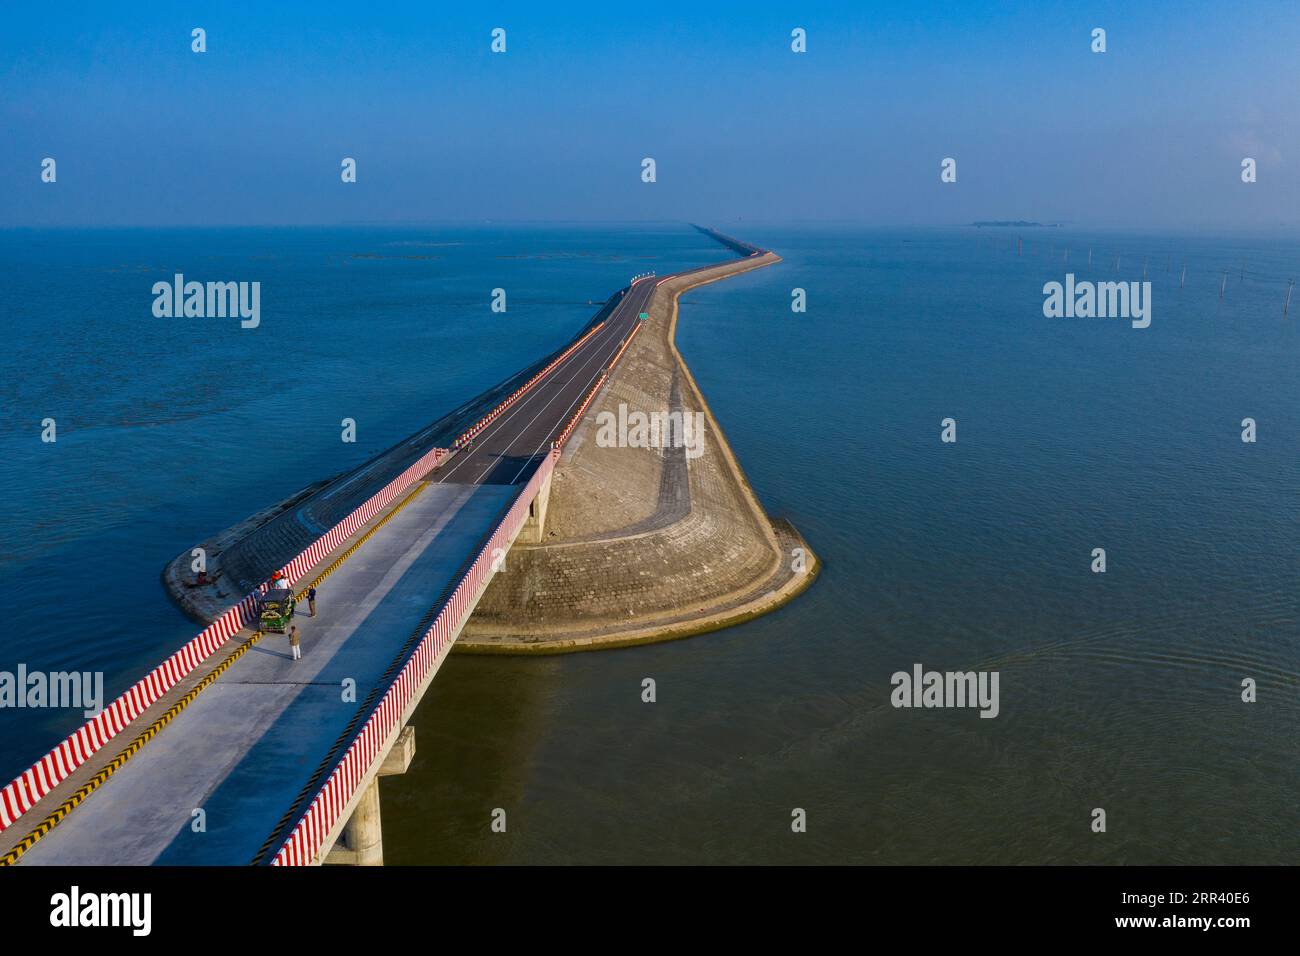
[971,220,1061,228]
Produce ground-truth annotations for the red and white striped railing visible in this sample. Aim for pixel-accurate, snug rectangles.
[275,445,449,586]
[0,442,450,835]
[554,373,608,450]
[551,304,645,450]
[0,592,259,833]
[272,449,561,866]
[1,266,670,841]
[273,296,660,863]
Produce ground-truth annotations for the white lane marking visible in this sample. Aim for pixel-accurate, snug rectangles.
[433,290,641,485]
[433,322,620,484]
[434,309,628,481]
[492,282,651,477]
[501,281,652,484]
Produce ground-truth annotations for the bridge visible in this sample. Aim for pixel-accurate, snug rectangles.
[0,242,764,866]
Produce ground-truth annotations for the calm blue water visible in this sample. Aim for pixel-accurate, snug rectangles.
[0,225,729,769]
[2,224,1296,863]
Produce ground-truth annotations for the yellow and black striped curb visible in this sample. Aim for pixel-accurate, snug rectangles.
[1,479,433,866]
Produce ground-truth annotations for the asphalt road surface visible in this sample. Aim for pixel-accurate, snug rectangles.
[218,283,637,593]
[430,275,657,487]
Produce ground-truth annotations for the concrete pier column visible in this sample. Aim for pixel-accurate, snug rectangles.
[341,778,384,866]
[517,468,554,545]
[324,725,415,866]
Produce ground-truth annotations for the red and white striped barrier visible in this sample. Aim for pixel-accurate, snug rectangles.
[274,296,656,863]
[272,449,561,866]
[275,444,449,586]
[554,372,608,450]
[0,592,259,831]
[551,312,644,450]
[0,442,450,834]
[452,321,607,449]
[0,256,749,839]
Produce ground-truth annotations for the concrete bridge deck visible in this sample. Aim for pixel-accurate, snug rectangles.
[2,271,661,865]
[20,482,512,865]
[0,239,769,865]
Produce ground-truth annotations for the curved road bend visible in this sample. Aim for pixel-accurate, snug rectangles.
[14,276,658,865]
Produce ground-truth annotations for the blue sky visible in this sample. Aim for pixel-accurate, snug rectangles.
[3,0,1297,227]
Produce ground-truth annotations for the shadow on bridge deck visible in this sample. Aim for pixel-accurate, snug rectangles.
[21,482,515,865]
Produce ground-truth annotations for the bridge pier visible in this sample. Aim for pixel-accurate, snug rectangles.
[516,467,554,545]
[324,724,415,866]
[331,777,385,866]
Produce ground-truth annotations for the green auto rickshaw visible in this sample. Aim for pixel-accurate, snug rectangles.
[257,590,296,633]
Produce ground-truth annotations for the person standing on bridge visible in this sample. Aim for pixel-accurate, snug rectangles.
[289,625,302,661]
[307,586,317,617]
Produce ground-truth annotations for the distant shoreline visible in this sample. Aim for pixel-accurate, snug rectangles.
[971,220,1061,228]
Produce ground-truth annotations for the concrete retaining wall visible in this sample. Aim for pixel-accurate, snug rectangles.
[459,252,820,652]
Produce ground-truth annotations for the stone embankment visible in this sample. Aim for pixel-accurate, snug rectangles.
[458,252,819,653]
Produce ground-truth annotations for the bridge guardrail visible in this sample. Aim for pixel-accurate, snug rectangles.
[552,308,645,449]
[0,249,726,846]
[272,447,561,865]
[275,291,652,864]
[0,440,451,837]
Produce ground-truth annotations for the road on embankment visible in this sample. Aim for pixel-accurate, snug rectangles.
[213,286,635,596]
[433,275,656,488]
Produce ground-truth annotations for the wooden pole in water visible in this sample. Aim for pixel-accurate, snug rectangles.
[1220,271,1227,299]
[1285,279,1295,316]
[1143,258,1148,280]
[1088,247,1092,266]
[1180,264,1186,288]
